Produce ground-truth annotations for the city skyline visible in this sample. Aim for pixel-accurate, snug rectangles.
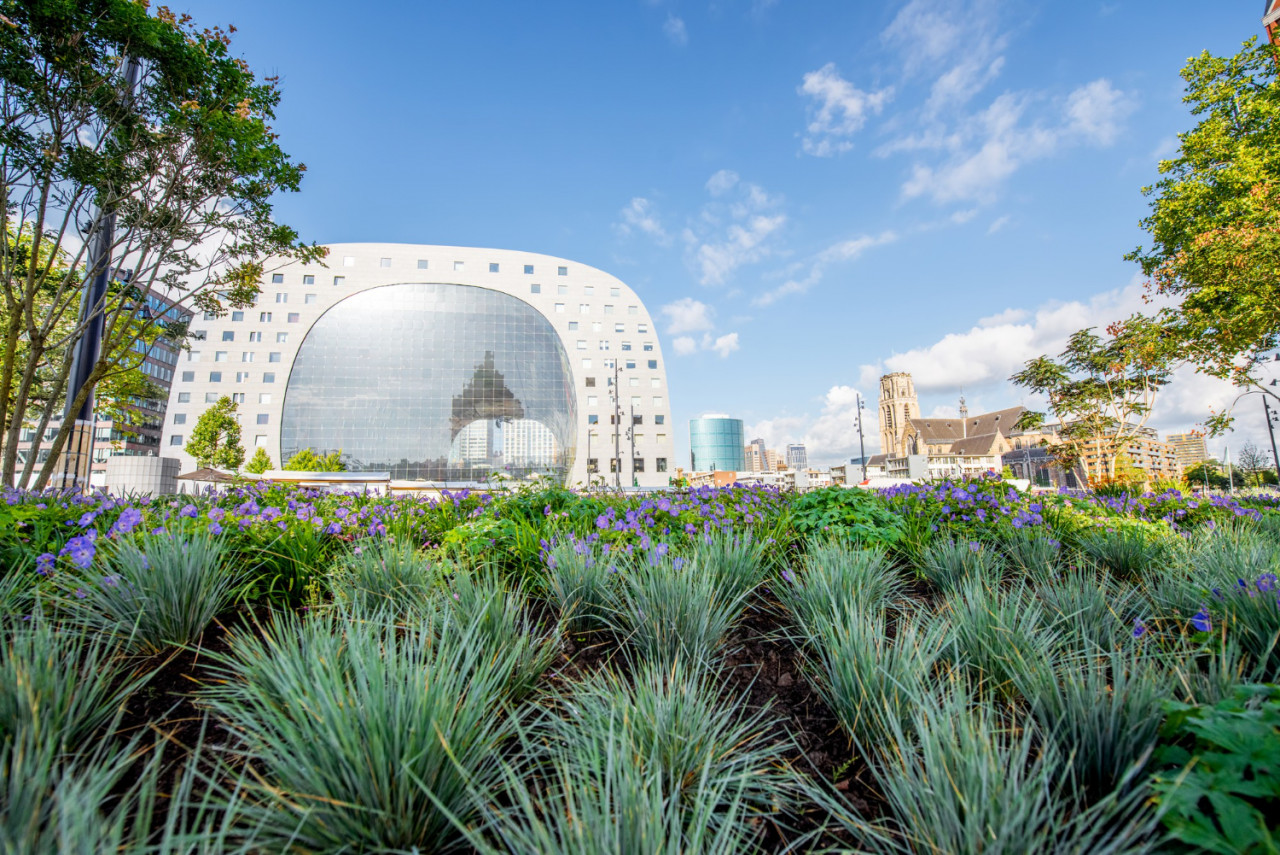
[172,0,1267,466]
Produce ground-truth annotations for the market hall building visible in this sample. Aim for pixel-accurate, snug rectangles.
[160,244,675,488]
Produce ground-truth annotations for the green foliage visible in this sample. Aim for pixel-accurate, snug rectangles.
[775,541,904,634]
[185,397,245,471]
[1079,526,1172,581]
[446,572,559,701]
[203,610,525,852]
[61,533,235,655]
[244,446,274,474]
[1127,37,1280,431]
[788,486,905,548]
[1152,684,1280,854]
[541,537,616,635]
[458,660,808,854]
[918,538,1005,593]
[329,539,444,618]
[945,579,1058,696]
[283,448,346,471]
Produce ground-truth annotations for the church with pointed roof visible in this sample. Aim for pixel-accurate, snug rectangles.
[877,371,1025,465]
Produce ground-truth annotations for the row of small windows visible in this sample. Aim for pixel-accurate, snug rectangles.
[273,258,575,278]
[174,374,276,402]
[171,433,272,449]
[587,458,669,474]
[586,414,667,426]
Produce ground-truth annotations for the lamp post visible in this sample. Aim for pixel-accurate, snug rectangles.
[855,393,868,483]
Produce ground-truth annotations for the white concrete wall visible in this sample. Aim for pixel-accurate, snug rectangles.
[159,244,675,487]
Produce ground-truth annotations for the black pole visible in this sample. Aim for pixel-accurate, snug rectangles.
[613,360,622,489]
[856,393,867,483]
[1265,397,1280,485]
[57,56,142,492]
[628,405,636,488]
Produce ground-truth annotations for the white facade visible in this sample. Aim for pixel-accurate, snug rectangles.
[160,244,675,487]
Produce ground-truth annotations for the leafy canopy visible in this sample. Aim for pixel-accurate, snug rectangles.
[185,396,244,471]
[284,448,345,472]
[244,446,274,475]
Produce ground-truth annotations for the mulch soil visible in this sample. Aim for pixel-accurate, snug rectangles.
[109,597,886,852]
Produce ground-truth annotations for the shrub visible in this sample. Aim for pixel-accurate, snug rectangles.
[540,537,617,635]
[1152,684,1280,854]
[61,533,235,655]
[696,532,771,604]
[330,539,444,617]
[1003,528,1061,577]
[775,542,903,635]
[204,610,524,852]
[461,660,806,854]
[1079,527,1171,581]
[918,539,1005,593]
[789,486,905,549]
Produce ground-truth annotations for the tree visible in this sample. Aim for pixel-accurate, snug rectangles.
[1126,37,1280,434]
[1236,439,1273,486]
[1012,321,1176,486]
[244,446,273,474]
[185,397,244,471]
[1184,460,1243,491]
[1,1,323,489]
[283,448,345,472]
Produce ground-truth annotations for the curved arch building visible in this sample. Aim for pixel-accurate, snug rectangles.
[159,244,675,487]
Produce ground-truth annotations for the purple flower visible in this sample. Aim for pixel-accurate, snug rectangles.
[781,568,795,583]
[179,504,198,519]
[59,535,96,569]
[78,511,96,527]
[1190,608,1212,633]
[36,553,56,576]
[969,542,981,553]
[208,522,223,535]
[208,507,226,522]
[74,587,87,599]
[1132,619,1147,639]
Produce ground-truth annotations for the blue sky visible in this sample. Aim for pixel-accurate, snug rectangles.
[180,0,1270,465]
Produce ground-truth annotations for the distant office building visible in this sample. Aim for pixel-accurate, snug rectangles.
[1166,432,1209,472]
[690,414,745,472]
[745,437,768,472]
[764,448,784,472]
[786,443,808,470]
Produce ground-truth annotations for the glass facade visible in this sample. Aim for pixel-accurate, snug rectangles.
[281,283,576,482]
[689,417,745,472]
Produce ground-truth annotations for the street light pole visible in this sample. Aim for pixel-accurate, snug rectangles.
[628,405,637,488]
[612,360,622,489]
[855,393,868,483]
[55,56,142,493]
[1263,397,1280,484]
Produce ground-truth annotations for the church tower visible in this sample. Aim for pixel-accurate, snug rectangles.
[878,372,919,457]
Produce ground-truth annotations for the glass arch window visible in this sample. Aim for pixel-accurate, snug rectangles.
[281,283,577,482]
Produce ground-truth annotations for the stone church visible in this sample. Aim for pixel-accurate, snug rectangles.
[878,372,1025,463]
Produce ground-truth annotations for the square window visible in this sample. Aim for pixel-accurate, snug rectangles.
[576,340,587,350]
[633,414,643,426]
[303,274,315,285]
[633,458,644,473]
[651,378,661,388]
[181,371,194,382]
[242,352,254,363]
[170,435,183,446]
[380,257,392,268]
[188,350,201,362]
[173,413,186,425]
[582,359,592,369]
[231,311,244,322]
[236,372,249,382]
[630,396,641,407]
[222,331,234,341]
[417,259,429,269]
[177,392,190,403]
[269,352,281,363]
[276,293,287,303]
[557,284,568,295]
[259,312,272,322]
[259,393,272,404]
[638,325,648,334]
[615,324,625,333]
[584,286,594,296]
[587,395,598,406]
[610,287,620,297]
[271,273,283,284]
[648,359,657,369]
[214,352,227,362]
[287,313,299,323]
[255,435,268,447]
[604,305,614,315]
[305,293,317,304]
[621,342,632,351]
[209,371,222,382]
[625,360,635,369]
[585,377,596,387]
[579,304,589,314]
[598,341,609,351]
[653,396,664,407]
[263,372,276,383]
[231,393,245,404]
[256,414,269,425]
[489,262,499,273]
[453,261,464,271]
[657,458,668,473]
[592,321,602,332]
[276,332,288,343]
[191,330,207,340]
[588,415,599,425]
[530,283,541,294]
[643,342,654,351]
[202,311,216,321]
[628,305,638,316]
[558,266,568,276]
[655,415,665,425]
[568,321,579,331]
[333,276,345,287]
[524,264,534,274]
[205,392,218,403]
[555,303,565,313]
[249,331,262,342]
[343,256,355,267]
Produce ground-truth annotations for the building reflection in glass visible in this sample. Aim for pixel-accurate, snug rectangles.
[281,283,576,482]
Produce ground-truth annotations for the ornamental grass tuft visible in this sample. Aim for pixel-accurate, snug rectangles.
[775,540,904,634]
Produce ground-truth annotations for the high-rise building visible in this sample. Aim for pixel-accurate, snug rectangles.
[879,372,919,458]
[745,437,767,472]
[160,244,674,487]
[786,443,808,470]
[689,415,745,472]
[1166,431,1209,473]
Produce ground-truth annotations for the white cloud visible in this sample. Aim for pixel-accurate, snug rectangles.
[663,14,688,46]
[898,80,1135,204]
[746,384,879,464]
[672,336,699,356]
[660,297,716,334]
[709,332,740,358]
[615,197,670,244]
[695,213,786,285]
[987,215,1011,234]
[706,169,740,197]
[753,231,897,306]
[798,63,893,157]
